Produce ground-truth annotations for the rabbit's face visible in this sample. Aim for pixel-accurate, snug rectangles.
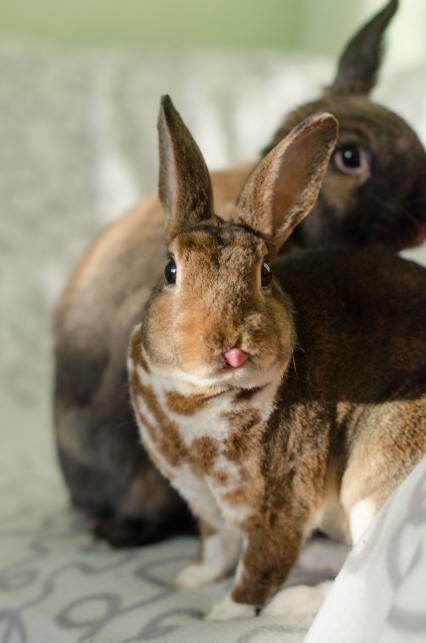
[262,0,426,253]
[140,97,337,391]
[267,96,426,251]
[141,220,294,390]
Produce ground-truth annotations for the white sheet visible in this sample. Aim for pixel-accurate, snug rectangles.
[307,458,426,643]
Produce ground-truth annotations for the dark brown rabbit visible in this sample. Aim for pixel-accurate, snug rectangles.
[54,0,426,547]
[128,95,426,620]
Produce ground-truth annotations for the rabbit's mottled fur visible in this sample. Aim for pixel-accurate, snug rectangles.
[54,0,426,547]
[128,96,426,620]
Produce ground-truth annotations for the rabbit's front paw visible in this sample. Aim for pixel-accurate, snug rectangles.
[262,581,333,617]
[173,562,218,589]
[206,593,256,621]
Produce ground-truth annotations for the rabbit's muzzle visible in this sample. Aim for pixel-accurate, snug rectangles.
[172,303,294,390]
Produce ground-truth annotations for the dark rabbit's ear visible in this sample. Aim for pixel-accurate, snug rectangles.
[158,95,214,242]
[328,0,398,96]
[234,114,338,254]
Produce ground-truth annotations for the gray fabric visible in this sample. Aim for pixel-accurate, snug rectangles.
[0,473,348,642]
[1,41,425,642]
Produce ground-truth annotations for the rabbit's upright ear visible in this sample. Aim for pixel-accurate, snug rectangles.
[235,114,338,254]
[329,0,398,96]
[158,95,214,242]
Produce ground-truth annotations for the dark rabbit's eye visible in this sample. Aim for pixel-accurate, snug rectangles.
[261,261,272,288]
[164,258,177,285]
[339,144,361,167]
[333,144,370,182]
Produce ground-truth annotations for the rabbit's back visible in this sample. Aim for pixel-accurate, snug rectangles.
[275,247,426,405]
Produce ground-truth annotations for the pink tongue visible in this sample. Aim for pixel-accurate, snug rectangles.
[223,347,249,368]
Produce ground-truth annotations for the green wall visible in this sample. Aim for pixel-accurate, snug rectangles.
[0,0,423,67]
[0,0,366,54]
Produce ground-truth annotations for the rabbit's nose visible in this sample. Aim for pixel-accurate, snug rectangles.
[223,347,249,368]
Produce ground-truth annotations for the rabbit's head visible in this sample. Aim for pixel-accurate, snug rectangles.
[139,97,338,390]
[265,0,426,251]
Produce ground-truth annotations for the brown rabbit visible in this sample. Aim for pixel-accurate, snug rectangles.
[128,95,426,620]
[54,0,426,547]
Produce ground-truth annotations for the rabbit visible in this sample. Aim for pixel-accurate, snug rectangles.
[54,0,426,548]
[128,95,426,621]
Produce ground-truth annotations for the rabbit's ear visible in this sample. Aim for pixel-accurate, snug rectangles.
[158,95,214,242]
[328,0,398,96]
[235,114,338,254]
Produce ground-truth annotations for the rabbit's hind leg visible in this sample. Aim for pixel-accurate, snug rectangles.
[340,388,426,545]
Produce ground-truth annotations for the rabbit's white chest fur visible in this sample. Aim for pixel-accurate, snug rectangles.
[128,327,278,528]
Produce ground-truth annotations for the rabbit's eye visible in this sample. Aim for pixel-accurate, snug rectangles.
[261,261,272,288]
[333,144,370,181]
[339,144,361,167]
[164,259,177,285]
